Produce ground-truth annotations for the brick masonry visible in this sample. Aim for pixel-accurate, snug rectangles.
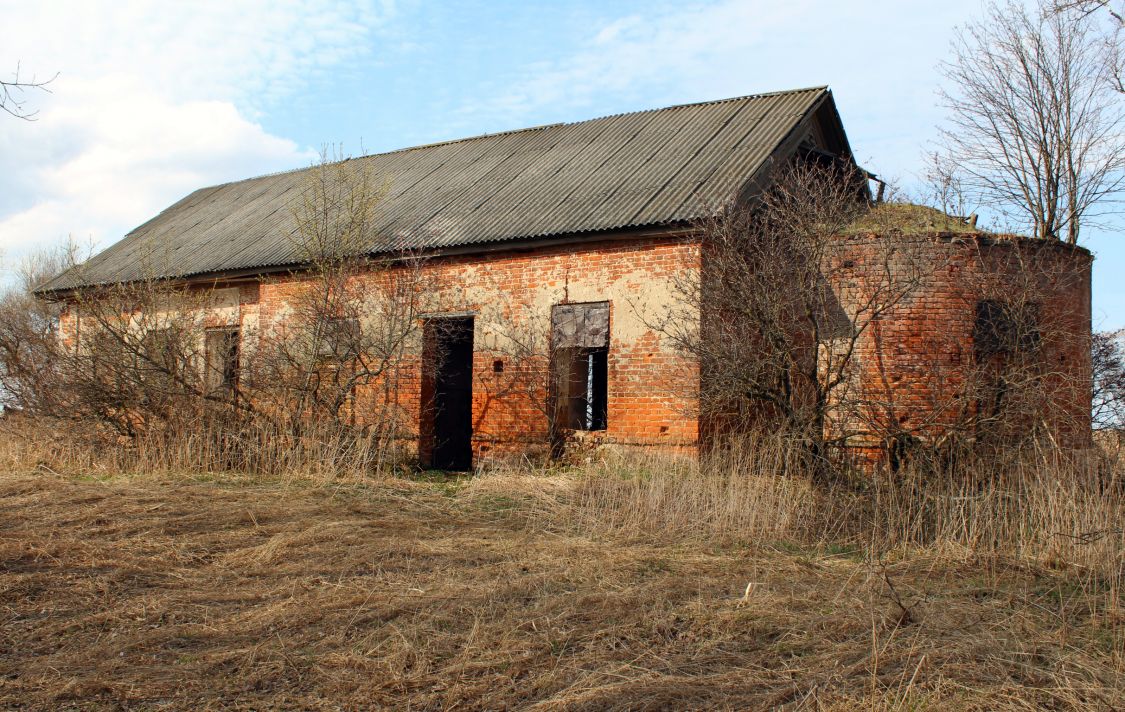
[830,232,1092,454]
[56,229,1092,467]
[254,234,701,465]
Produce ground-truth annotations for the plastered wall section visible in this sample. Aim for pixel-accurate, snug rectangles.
[252,235,702,460]
[55,283,260,352]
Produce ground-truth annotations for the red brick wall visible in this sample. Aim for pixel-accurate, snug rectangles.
[252,234,702,464]
[54,229,1091,467]
[829,233,1092,454]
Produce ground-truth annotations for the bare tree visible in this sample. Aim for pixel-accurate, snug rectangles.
[245,149,433,461]
[651,160,932,475]
[1,63,55,120]
[935,0,1125,244]
[1092,328,1125,429]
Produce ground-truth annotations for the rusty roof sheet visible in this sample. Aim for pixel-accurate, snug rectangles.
[42,86,833,291]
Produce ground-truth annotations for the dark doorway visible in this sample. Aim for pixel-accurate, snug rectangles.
[423,316,474,471]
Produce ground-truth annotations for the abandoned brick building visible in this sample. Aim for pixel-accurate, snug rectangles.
[41,87,1093,469]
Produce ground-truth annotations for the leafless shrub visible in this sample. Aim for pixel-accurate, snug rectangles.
[0,150,435,476]
[652,160,932,475]
[0,243,79,415]
[0,242,235,439]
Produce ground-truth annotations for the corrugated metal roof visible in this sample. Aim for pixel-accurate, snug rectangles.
[42,86,836,291]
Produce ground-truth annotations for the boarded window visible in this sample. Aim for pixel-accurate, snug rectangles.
[974,300,1040,358]
[316,317,361,363]
[552,302,610,350]
[552,302,609,431]
[205,327,240,392]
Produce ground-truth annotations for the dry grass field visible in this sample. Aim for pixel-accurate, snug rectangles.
[0,461,1122,710]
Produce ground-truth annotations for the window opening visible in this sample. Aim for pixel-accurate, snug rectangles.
[974,300,1040,358]
[205,327,240,392]
[551,302,609,432]
[316,317,361,363]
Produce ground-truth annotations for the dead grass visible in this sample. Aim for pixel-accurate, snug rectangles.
[1,464,1122,710]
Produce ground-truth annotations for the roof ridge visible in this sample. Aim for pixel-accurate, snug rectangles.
[201,86,831,191]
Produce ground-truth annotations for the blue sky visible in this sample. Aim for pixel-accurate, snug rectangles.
[2,0,1122,329]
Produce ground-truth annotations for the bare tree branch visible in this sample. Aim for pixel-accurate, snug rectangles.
[1052,1,1125,94]
[1,62,56,120]
[1092,329,1125,429]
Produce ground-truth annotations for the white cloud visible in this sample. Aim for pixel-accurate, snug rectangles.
[0,0,391,275]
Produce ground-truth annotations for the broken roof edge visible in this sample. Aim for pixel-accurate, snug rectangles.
[730,88,853,206]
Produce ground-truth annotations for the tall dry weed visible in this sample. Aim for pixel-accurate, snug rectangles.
[5,414,1122,598]
[0,414,406,482]
[470,434,1124,600]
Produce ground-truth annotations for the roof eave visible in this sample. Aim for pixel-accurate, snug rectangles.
[35,221,701,298]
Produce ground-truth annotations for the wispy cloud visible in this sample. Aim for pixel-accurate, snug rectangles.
[456,0,981,184]
[0,0,393,270]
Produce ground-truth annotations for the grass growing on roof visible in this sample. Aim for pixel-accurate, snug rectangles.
[844,202,983,235]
